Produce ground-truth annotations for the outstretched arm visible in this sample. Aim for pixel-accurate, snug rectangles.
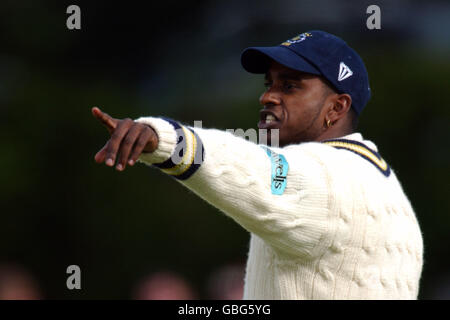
[92,108,331,259]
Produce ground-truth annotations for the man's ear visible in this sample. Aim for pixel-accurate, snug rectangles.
[326,93,352,124]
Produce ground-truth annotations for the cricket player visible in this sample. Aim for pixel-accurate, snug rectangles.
[92,30,423,299]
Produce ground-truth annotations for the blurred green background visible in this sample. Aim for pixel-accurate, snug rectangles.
[0,0,449,299]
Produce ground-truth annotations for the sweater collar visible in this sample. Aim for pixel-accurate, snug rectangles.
[338,132,378,152]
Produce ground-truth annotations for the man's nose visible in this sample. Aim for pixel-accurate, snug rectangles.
[259,89,281,106]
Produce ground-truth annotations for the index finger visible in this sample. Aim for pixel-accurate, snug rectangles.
[92,107,118,132]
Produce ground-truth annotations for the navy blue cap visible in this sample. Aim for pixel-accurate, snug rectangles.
[241,30,371,115]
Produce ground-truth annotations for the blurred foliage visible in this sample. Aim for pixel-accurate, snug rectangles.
[0,0,449,299]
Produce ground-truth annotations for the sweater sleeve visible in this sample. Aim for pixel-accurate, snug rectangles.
[135,116,331,259]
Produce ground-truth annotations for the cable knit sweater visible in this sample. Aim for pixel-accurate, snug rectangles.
[135,117,424,300]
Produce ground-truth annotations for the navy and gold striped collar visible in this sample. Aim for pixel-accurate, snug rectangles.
[322,135,391,177]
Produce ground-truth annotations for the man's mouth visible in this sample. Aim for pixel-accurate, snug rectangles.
[264,114,277,124]
[258,110,281,129]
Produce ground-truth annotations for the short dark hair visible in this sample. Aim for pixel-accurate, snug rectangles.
[321,76,338,96]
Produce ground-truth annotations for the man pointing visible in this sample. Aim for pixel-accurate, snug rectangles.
[93,30,423,299]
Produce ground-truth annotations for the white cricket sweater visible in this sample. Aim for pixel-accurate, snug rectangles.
[135,116,424,300]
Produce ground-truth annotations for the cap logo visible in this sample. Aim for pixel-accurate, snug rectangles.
[281,32,312,46]
[338,62,353,81]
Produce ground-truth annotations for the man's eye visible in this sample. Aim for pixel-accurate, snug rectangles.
[283,82,295,90]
